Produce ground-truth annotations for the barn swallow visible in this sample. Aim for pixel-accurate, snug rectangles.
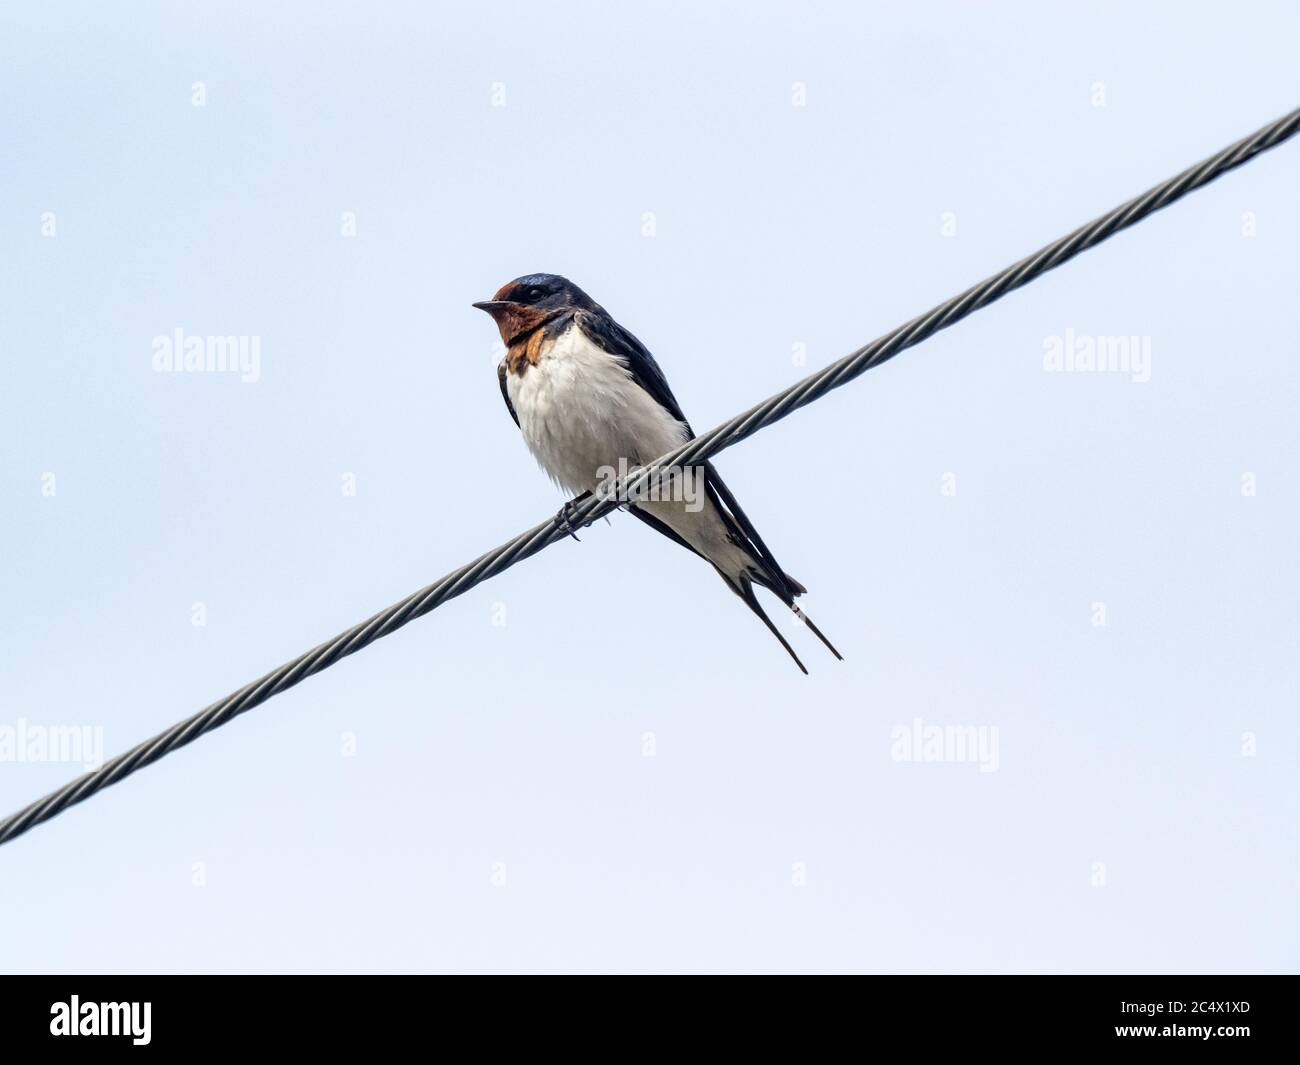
[474,273,841,673]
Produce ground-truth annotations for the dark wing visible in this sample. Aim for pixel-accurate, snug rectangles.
[704,463,842,661]
[701,462,805,603]
[575,311,805,600]
[577,309,841,663]
[575,310,810,595]
[574,310,692,432]
[497,359,519,427]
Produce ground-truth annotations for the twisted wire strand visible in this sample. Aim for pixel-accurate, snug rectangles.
[2,105,1296,848]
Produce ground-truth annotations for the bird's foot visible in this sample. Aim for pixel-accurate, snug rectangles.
[555,498,587,541]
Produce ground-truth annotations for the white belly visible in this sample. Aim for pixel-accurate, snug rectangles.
[506,326,690,495]
[505,325,758,580]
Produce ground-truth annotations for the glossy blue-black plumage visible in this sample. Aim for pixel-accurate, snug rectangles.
[482,273,842,670]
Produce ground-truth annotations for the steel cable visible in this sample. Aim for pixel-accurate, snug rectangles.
[2,105,1296,848]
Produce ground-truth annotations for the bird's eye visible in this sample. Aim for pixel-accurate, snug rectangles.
[526,287,544,301]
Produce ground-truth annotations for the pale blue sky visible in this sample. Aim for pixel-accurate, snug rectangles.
[1,1,1297,973]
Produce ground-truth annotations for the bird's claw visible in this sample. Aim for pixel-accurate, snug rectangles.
[555,499,584,541]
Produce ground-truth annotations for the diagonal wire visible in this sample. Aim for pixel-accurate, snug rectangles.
[2,105,1297,849]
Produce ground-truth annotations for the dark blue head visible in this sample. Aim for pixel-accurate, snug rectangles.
[473,273,600,343]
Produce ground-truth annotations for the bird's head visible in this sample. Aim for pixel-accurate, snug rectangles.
[473,273,597,344]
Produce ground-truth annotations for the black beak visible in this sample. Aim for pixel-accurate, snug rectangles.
[472,300,514,316]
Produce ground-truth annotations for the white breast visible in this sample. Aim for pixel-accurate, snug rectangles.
[505,325,691,495]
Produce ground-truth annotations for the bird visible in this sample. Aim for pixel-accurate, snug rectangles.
[473,273,841,673]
